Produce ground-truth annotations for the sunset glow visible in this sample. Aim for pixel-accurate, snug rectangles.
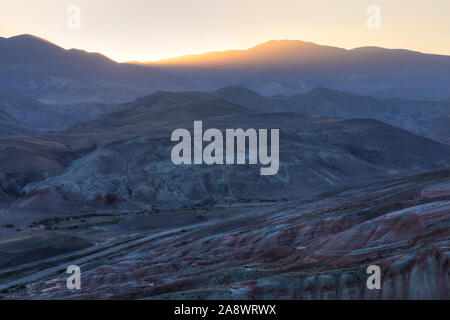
[0,0,449,62]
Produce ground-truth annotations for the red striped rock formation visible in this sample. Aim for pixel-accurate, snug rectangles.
[11,169,450,299]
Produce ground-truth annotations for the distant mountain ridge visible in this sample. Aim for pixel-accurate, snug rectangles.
[142,39,450,100]
[0,34,194,104]
[2,35,448,103]
[1,34,449,104]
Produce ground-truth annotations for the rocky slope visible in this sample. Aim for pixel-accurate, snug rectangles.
[0,110,36,136]
[5,99,448,217]
[6,168,448,299]
[280,87,450,145]
[0,88,66,131]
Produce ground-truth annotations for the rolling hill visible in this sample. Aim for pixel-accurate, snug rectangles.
[1,97,446,216]
[105,86,450,145]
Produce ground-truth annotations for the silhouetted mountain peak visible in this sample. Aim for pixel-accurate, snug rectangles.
[350,46,422,56]
[9,34,46,41]
[350,46,390,53]
[1,34,62,50]
[250,39,318,50]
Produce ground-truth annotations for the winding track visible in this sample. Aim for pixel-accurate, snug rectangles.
[0,202,275,294]
[0,221,209,292]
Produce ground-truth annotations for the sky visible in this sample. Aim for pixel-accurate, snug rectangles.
[0,0,449,62]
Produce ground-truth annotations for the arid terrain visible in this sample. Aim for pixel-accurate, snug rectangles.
[0,168,448,299]
[0,34,449,300]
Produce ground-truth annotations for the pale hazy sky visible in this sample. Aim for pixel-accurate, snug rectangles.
[0,0,449,62]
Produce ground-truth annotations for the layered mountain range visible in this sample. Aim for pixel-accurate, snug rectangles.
[1,35,449,105]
